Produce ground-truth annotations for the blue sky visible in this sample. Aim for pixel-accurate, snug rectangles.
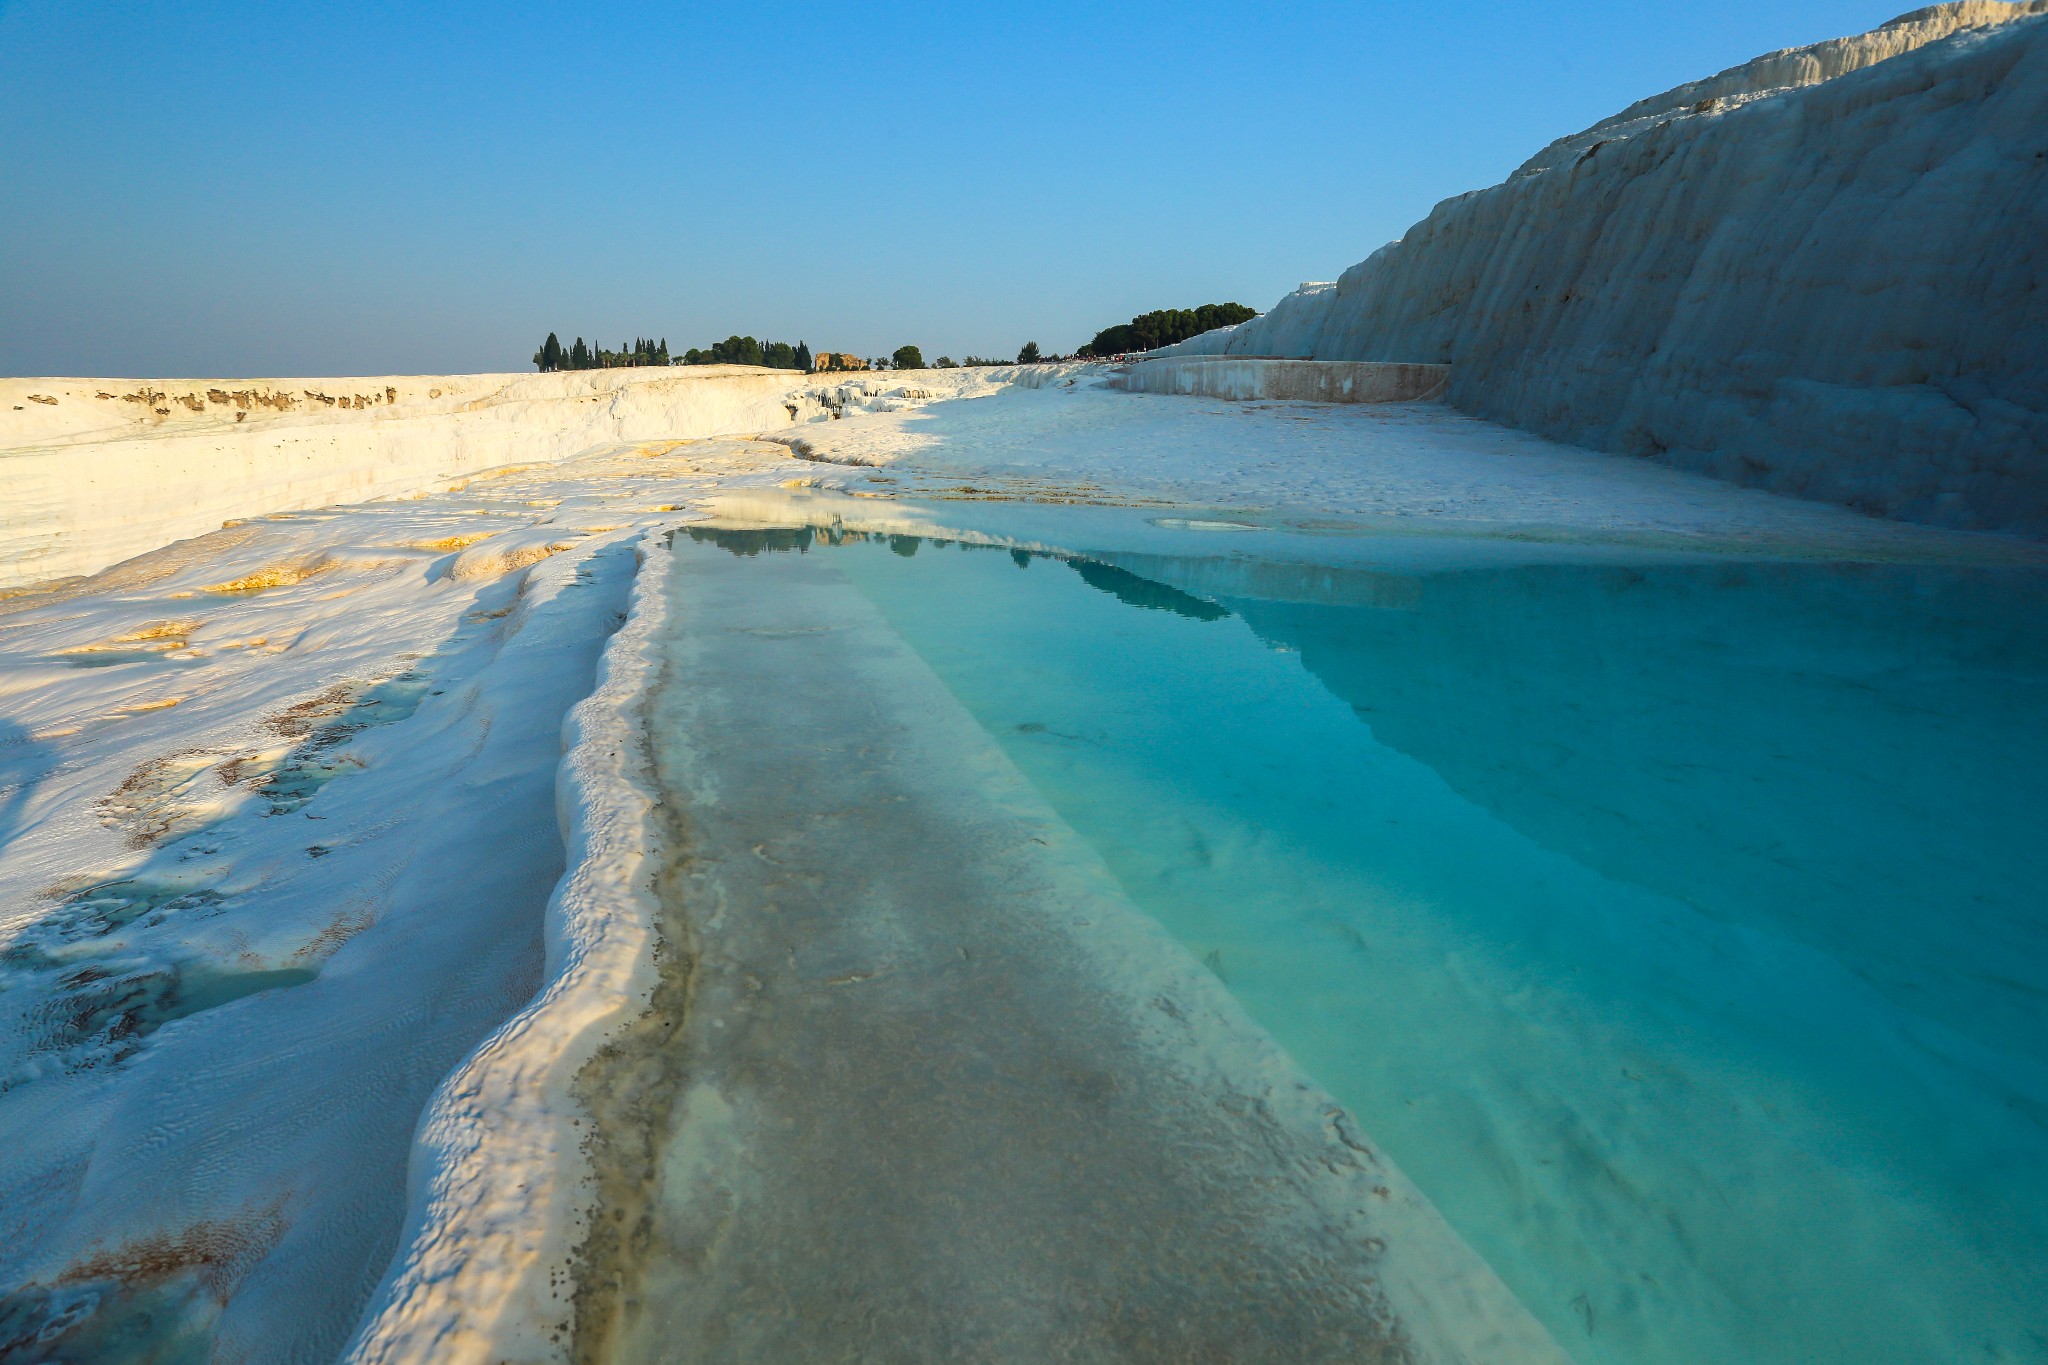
[1,1,1906,377]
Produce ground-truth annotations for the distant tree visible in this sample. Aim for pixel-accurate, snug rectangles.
[1077,302,1256,358]
[530,330,705,371]
[933,355,955,368]
[702,335,765,366]
[665,336,843,369]
[892,344,925,371]
[1017,341,1042,364]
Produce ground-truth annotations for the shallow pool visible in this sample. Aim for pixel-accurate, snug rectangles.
[684,523,2048,1365]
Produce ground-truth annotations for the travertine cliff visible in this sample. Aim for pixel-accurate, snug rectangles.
[0,366,1040,588]
[1163,4,2048,533]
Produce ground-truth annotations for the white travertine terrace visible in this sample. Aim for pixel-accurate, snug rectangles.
[1110,357,1449,404]
[0,366,1050,590]
[0,369,2033,1363]
[2,6,2043,1360]
[1159,2,2048,534]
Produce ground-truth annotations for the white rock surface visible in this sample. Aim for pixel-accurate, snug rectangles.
[1163,3,2048,534]
[0,363,2035,1363]
[1111,357,1449,403]
[0,366,1045,591]
[1515,0,2048,176]
[772,370,2041,561]
[0,433,836,1362]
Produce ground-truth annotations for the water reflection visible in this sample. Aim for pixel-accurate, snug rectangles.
[679,525,817,557]
[1224,559,2048,1066]
[679,525,1232,622]
[743,522,2048,1365]
[1068,561,1230,622]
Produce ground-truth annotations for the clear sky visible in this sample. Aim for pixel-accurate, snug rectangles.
[1,0,1910,377]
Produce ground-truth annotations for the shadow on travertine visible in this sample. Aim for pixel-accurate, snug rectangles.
[0,720,55,855]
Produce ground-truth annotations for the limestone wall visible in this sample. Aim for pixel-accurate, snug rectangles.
[1162,4,2048,534]
[0,366,1005,589]
[1109,357,1449,404]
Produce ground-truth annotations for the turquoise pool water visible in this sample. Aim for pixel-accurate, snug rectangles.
[687,525,2048,1365]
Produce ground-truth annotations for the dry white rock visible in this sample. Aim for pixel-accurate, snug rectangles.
[1164,3,2048,533]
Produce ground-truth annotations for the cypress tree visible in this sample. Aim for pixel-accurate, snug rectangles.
[542,333,563,371]
[795,340,812,372]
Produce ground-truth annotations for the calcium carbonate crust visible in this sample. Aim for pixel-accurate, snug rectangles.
[0,365,1059,591]
[344,532,677,1365]
[1515,0,2048,176]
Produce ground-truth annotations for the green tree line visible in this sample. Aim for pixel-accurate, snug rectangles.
[1075,303,1256,358]
[533,332,1066,373]
[533,334,671,370]
[681,337,813,370]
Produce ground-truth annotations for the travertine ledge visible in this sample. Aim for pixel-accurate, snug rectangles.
[1111,357,1450,405]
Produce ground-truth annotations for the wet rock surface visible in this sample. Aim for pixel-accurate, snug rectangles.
[569,536,1559,1364]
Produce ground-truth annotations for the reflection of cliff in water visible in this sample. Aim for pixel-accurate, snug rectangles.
[1222,561,2048,1067]
[682,524,1232,621]
[1067,560,1229,621]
